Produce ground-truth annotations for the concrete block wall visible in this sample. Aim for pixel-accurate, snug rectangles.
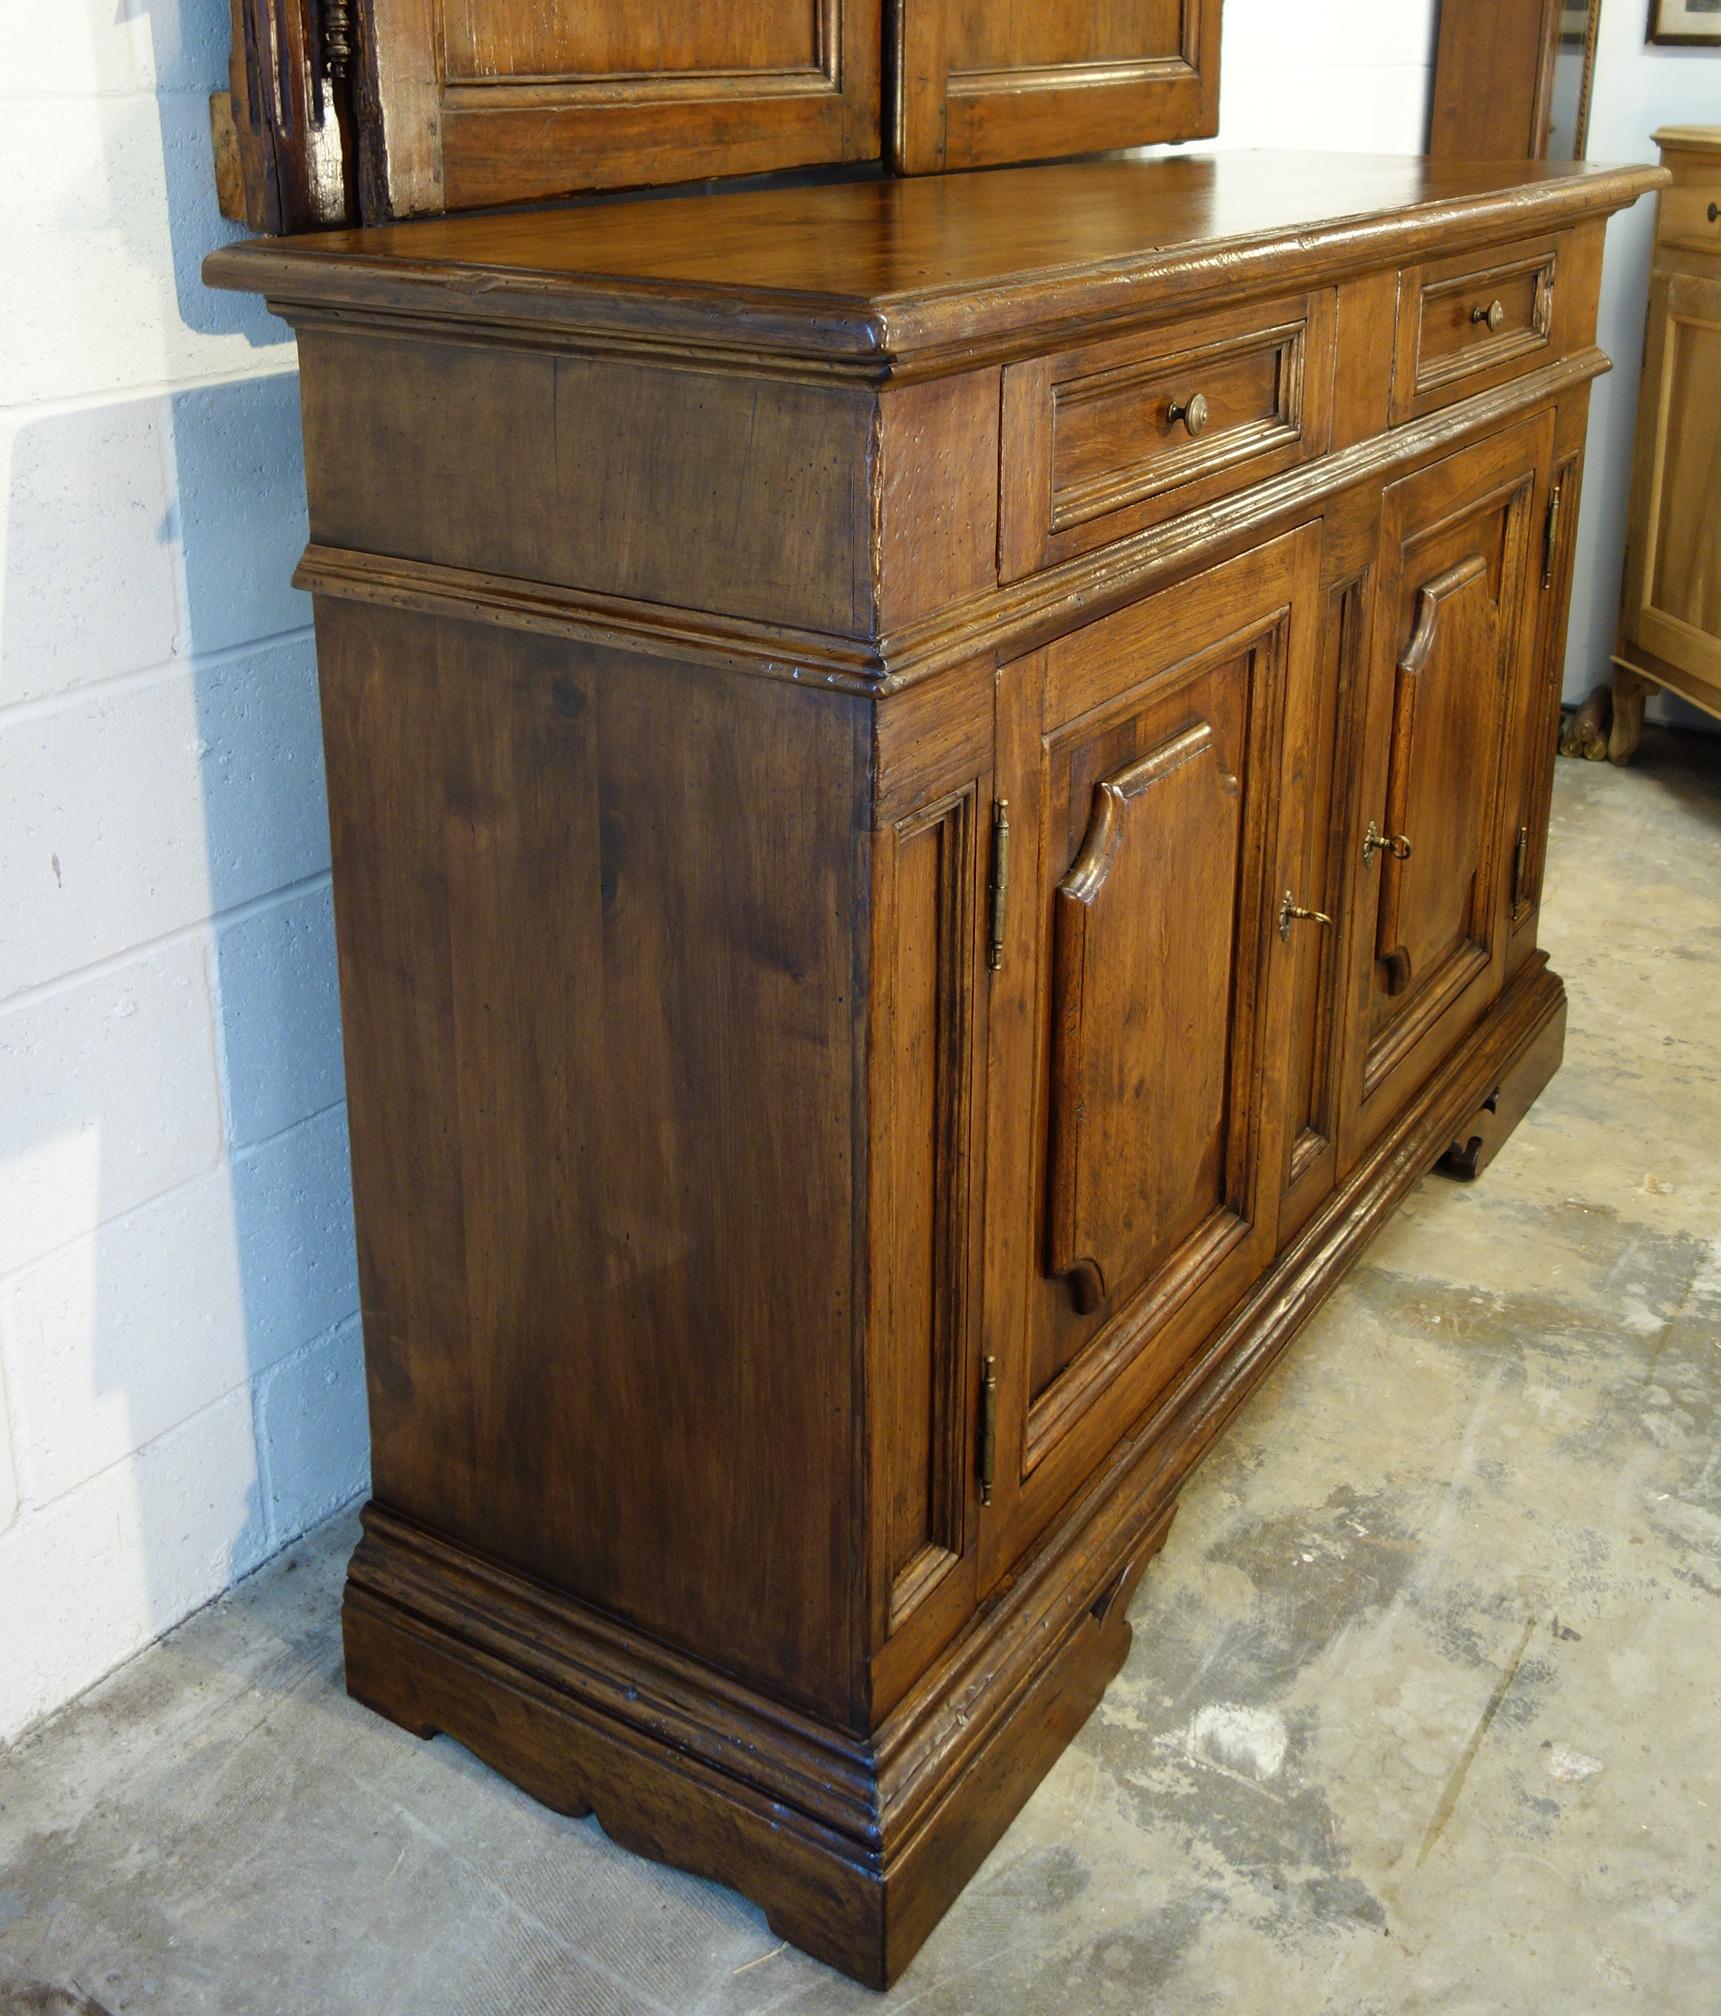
[0,0,1449,1746]
[0,0,366,1744]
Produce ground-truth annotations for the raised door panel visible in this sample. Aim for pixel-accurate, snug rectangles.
[1339,415,1552,1166]
[1622,273,1721,704]
[1047,711,1245,1322]
[358,0,881,219]
[981,527,1321,1585]
[892,0,1220,175]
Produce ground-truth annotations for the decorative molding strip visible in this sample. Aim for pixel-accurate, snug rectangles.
[292,546,888,692]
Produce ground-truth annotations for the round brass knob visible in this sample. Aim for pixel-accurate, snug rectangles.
[1166,391,1210,438]
[1471,298,1506,334]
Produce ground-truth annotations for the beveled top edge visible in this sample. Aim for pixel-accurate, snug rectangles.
[204,151,1666,369]
[1653,125,1721,152]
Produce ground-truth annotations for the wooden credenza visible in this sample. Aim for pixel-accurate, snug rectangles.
[207,152,1657,1988]
[1611,127,1721,761]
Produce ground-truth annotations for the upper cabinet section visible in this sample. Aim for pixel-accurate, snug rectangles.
[891,0,1219,175]
[214,0,1216,230]
[219,0,881,229]
[363,0,882,220]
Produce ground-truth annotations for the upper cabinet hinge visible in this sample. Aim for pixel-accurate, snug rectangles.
[987,799,1011,972]
[1542,479,1564,589]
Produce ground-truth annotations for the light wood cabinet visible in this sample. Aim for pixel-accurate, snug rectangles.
[207,152,1656,1987]
[1612,127,1721,761]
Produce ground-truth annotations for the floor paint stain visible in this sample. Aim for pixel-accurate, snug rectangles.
[1187,1704,1289,1783]
[1416,1615,1538,1867]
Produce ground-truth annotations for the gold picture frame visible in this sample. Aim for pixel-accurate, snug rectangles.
[1648,0,1721,46]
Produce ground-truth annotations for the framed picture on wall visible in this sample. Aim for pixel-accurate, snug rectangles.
[1648,0,1721,45]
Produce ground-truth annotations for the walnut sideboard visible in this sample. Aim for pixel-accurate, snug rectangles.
[206,151,1659,1988]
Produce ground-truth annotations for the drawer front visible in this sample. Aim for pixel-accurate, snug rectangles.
[1660,183,1721,258]
[1000,291,1337,581]
[1392,235,1563,423]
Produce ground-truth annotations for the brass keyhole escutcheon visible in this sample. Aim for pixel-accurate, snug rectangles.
[1166,390,1210,438]
[1471,298,1506,333]
[1278,889,1333,943]
[1362,819,1413,867]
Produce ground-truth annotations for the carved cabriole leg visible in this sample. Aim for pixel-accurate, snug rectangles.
[1608,662,1657,765]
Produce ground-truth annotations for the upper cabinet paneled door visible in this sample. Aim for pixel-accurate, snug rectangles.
[891,0,1220,174]
[355,0,882,219]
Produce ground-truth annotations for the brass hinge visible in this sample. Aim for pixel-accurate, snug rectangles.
[323,0,354,78]
[1542,479,1564,589]
[977,1355,998,1506]
[1513,824,1530,910]
[986,799,1011,972]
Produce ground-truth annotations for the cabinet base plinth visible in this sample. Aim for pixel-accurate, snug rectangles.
[1437,992,1566,1181]
[343,1490,1179,1991]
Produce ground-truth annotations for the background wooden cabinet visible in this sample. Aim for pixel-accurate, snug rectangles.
[1612,129,1721,760]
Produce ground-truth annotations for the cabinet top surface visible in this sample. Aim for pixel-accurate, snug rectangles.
[206,151,1662,365]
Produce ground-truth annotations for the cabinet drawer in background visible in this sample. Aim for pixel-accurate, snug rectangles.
[1660,183,1721,258]
[1000,291,1337,581]
[1392,234,1564,422]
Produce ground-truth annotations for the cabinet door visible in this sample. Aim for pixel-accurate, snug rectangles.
[980,526,1321,1582]
[893,0,1221,175]
[355,0,881,219]
[1337,414,1553,1166]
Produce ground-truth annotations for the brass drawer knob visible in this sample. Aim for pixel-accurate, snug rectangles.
[1471,298,1506,333]
[1166,390,1210,438]
[1278,889,1333,942]
[1362,819,1413,866]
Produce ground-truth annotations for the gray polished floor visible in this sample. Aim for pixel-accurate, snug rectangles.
[4,734,1719,2016]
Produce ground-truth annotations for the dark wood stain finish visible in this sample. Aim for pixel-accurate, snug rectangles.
[203,152,1659,1989]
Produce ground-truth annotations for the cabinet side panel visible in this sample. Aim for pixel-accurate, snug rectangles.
[318,599,870,1723]
[300,331,875,637]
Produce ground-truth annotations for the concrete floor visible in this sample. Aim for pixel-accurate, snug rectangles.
[3,733,1719,2016]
